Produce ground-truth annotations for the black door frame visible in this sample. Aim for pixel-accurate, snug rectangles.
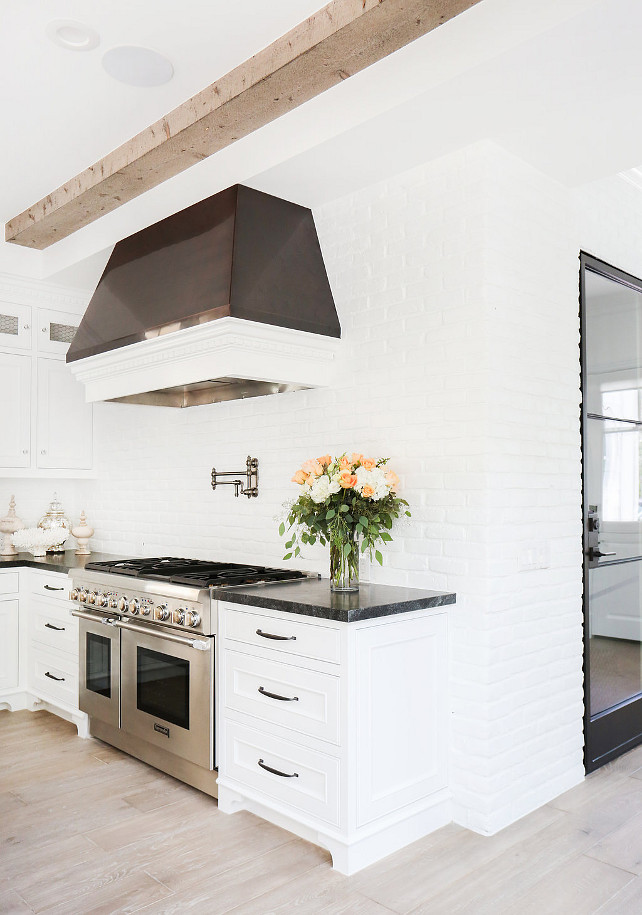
[581,251,642,772]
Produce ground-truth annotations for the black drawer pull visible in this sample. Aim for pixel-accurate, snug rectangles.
[45,623,65,631]
[257,758,299,779]
[44,671,65,682]
[44,585,65,591]
[256,629,296,641]
[258,686,299,702]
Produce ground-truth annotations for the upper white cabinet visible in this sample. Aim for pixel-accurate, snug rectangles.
[37,308,81,357]
[0,300,32,351]
[0,352,31,467]
[0,299,92,476]
[36,357,92,469]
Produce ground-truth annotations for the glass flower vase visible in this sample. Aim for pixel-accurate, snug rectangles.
[329,535,360,592]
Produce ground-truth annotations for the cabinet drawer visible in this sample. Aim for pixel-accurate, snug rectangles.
[29,646,78,709]
[221,605,340,665]
[224,721,340,826]
[30,600,77,654]
[29,571,71,600]
[224,649,340,744]
[0,571,19,595]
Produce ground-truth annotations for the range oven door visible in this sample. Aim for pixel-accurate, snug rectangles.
[118,620,214,770]
[73,609,121,729]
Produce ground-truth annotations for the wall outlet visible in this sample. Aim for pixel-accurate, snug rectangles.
[518,542,550,572]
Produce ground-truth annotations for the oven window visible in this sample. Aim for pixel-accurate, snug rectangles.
[86,633,111,698]
[137,647,189,730]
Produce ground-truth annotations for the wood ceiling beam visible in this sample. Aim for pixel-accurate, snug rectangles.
[6,0,480,250]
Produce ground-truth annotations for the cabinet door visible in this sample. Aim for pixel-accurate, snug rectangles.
[36,357,92,469]
[0,599,19,690]
[0,301,31,351]
[37,309,81,357]
[0,351,31,467]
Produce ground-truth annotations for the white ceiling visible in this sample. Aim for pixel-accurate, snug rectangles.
[2,0,641,291]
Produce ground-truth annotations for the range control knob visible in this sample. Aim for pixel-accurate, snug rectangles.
[186,611,201,629]
[69,588,79,601]
[95,593,108,608]
[139,603,150,616]
[174,609,186,626]
[78,589,88,603]
[117,596,129,612]
[129,598,140,615]
[87,591,97,605]
[108,596,118,609]
[156,604,170,621]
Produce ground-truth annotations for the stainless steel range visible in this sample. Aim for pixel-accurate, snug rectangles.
[69,558,310,798]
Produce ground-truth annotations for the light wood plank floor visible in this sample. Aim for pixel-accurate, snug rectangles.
[2,710,642,914]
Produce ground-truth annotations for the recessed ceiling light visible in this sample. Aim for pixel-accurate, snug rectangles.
[102,46,174,88]
[46,20,100,52]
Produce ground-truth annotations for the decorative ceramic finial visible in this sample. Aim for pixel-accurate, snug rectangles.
[38,492,70,553]
[0,495,25,556]
[71,511,94,556]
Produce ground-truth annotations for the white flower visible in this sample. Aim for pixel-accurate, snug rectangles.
[309,474,340,504]
[355,466,390,500]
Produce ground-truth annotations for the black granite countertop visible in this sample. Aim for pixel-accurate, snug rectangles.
[0,551,124,575]
[211,578,456,623]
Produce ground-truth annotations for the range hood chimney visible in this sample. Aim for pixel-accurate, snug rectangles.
[67,185,340,407]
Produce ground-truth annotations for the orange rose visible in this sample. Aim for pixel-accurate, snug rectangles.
[339,471,357,489]
[339,455,352,470]
[350,452,363,465]
[317,454,332,468]
[291,469,307,484]
[385,470,400,491]
[301,459,323,477]
[360,457,376,471]
[361,484,375,498]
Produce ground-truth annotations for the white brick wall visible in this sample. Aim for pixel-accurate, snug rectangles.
[6,140,642,835]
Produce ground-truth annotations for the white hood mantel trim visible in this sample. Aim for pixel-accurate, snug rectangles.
[68,316,340,404]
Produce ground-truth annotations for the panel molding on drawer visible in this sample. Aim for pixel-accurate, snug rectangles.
[29,646,78,709]
[30,598,77,655]
[224,720,340,826]
[29,571,71,601]
[221,605,341,664]
[224,649,340,744]
[0,571,19,595]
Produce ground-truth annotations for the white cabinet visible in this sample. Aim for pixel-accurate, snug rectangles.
[37,357,92,469]
[25,570,87,736]
[217,602,451,876]
[0,572,19,693]
[0,300,92,475]
[0,300,32,351]
[0,352,31,467]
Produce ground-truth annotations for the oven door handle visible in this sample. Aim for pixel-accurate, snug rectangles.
[112,618,211,651]
[71,609,118,626]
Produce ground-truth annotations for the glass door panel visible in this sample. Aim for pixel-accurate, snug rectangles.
[582,254,642,771]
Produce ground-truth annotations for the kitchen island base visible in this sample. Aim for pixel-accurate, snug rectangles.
[217,597,451,875]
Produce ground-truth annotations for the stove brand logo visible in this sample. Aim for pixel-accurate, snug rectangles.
[154,723,170,738]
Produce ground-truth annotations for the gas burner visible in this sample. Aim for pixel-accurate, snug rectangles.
[84,557,309,588]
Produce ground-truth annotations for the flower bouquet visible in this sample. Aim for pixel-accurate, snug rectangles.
[280,453,410,592]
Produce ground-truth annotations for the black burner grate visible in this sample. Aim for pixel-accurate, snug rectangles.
[84,557,308,588]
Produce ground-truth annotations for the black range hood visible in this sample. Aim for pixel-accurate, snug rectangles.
[67,185,341,407]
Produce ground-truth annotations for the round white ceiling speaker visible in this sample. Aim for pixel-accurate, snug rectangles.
[46,20,100,52]
[102,46,174,87]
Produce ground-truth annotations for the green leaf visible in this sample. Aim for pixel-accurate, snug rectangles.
[361,539,368,554]
[344,513,353,522]
[278,522,285,536]
[375,550,383,566]
[380,532,393,542]
[343,542,352,557]
[294,546,300,557]
[285,539,294,549]
[320,537,327,546]
[283,553,292,560]
[359,515,368,527]
[339,504,349,512]
[309,536,316,545]
[405,511,411,517]
[326,508,336,520]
